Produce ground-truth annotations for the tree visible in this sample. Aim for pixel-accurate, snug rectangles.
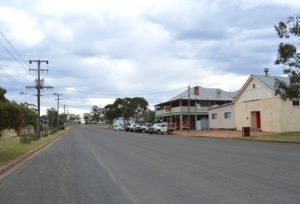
[0,87,8,102]
[19,103,37,127]
[9,102,23,135]
[274,16,300,99]
[47,108,68,129]
[143,109,155,123]
[104,104,117,125]
[91,105,104,123]
[83,113,92,124]
[0,88,23,135]
[103,97,150,124]
[68,113,81,124]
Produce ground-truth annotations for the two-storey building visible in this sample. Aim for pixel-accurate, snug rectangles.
[155,86,237,130]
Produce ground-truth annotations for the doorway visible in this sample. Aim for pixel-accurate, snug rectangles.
[251,111,261,129]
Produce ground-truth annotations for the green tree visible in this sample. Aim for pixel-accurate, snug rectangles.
[0,88,23,135]
[274,16,300,99]
[104,104,117,125]
[0,87,9,102]
[143,109,155,123]
[91,105,103,123]
[0,102,9,132]
[9,102,23,134]
[103,97,150,124]
[19,103,37,127]
[0,102,23,134]
[47,108,58,129]
[83,113,92,124]
[68,113,81,124]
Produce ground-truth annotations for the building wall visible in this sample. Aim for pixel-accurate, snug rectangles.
[234,98,283,132]
[234,76,284,132]
[280,99,300,132]
[209,104,235,129]
[235,77,274,103]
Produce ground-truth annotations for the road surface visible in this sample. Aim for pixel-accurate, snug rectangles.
[0,127,299,204]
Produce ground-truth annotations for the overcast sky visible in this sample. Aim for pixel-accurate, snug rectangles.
[0,0,299,116]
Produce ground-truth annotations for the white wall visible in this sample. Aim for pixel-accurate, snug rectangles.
[280,99,300,132]
[234,76,284,132]
[234,98,283,132]
[235,77,274,103]
[209,104,235,129]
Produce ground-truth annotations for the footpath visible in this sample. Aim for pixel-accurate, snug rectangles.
[174,130,273,138]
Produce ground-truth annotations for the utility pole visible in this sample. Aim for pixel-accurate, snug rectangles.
[54,93,63,130]
[188,85,190,132]
[26,60,52,139]
[62,104,67,124]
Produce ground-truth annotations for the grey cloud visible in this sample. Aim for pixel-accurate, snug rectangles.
[1,0,299,114]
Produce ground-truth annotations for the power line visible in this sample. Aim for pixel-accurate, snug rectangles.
[0,70,27,87]
[0,31,28,66]
[0,40,28,70]
[0,31,35,77]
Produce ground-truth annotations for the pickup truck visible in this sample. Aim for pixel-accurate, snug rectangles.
[149,122,175,135]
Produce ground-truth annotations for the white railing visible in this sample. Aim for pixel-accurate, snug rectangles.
[156,106,209,116]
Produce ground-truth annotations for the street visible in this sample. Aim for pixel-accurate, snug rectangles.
[0,127,300,204]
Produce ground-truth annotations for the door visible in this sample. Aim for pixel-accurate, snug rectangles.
[256,112,261,128]
[196,120,201,130]
[201,119,209,130]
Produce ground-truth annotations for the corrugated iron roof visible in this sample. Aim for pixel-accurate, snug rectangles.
[157,86,237,105]
[253,75,289,90]
[155,74,289,106]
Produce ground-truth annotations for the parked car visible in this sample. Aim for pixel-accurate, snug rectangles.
[149,122,175,135]
[114,125,125,131]
[125,124,135,132]
[148,123,161,134]
[133,124,141,132]
[140,123,152,133]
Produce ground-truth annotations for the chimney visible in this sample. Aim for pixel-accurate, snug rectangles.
[264,68,269,77]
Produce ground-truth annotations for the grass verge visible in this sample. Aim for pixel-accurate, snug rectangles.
[241,132,300,143]
[0,128,69,167]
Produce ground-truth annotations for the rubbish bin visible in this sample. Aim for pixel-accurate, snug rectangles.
[242,127,250,137]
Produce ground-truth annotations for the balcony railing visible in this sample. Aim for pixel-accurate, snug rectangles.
[156,106,209,116]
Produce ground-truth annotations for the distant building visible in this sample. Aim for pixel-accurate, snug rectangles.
[113,117,125,127]
[113,117,135,127]
[155,86,237,130]
[209,69,300,132]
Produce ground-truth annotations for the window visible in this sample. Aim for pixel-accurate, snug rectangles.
[212,113,218,119]
[252,84,256,89]
[292,99,300,107]
[224,112,231,119]
[164,106,171,111]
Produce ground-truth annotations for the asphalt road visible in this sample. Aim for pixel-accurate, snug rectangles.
[0,127,299,204]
